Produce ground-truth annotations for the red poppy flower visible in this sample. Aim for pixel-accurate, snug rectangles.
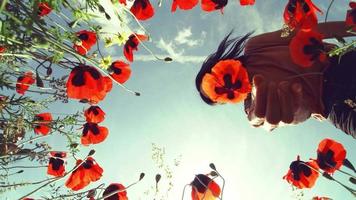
[50,151,67,158]
[0,46,6,53]
[84,106,106,123]
[316,138,346,174]
[81,123,109,146]
[201,59,251,104]
[102,183,128,200]
[171,0,199,12]
[66,65,111,104]
[346,2,356,31]
[312,197,331,200]
[289,30,326,67]
[65,157,103,191]
[191,174,221,200]
[201,0,228,13]
[16,72,35,95]
[123,34,148,62]
[22,198,34,200]
[38,2,52,17]
[47,151,66,177]
[109,61,131,84]
[34,113,52,135]
[283,156,319,189]
[73,30,97,55]
[283,0,321,31]
[239,0,255,6]
[130,0,155,21]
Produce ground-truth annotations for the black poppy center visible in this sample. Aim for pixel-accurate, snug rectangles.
[49,157,64,171]
[83,159,94,169]
[303,37,324,61]
[287,0,297,13]
[111,66,122,75]
[18,76,24,82]
[137,0,148,9]
[191,174,211,193]
[83,123,100,136]
[34,116,44,121]
[214,74,242,100]
[71,65,101,87]
[127,35,138,48]
[89,106,100,115]
[103,184,120,200]
[301,1,310,13]
[54,152,63,158]
[290,160,312,180]
[212,0,228,9]
[351,9,356,23]
[78,33,89,41]
[317,150,337,170]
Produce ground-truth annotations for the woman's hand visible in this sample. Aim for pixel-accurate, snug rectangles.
[246,74,313,131]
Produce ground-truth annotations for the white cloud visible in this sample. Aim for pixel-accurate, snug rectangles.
[112,54,205,64]
[91,0,134,35]
[154,28,207,64]
[113,54,206,64]
[136,54,205,64]
[174,27,203,47]
[157,38,184,58]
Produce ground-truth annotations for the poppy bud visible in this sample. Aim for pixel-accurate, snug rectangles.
[139,172,145,180]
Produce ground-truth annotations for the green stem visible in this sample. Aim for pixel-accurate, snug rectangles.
[325,0,335,23]
[0,165,46,170]
[328,40,356,57]
[0,53,33,58]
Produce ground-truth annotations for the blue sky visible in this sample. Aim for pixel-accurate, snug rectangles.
[4,0,356,199]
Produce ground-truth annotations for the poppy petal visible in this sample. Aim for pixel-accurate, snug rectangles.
[73,31,97,55]
[102,183,128,199]
[109,61,132,84]
[34,113,52,135]
[16,72,35,95]
[81,123,109,146]
[283,156,319,189]
[130,0,155,20]
[123,34,148,62]
[283,0,321,30]
[38,2,52,17]
[47,157,65,177]
[289,30,325,67]
[201,60,251,104]
[191,174,221,200]
[201,0,228,12]
[239,0,255,6]
[317,138,346,174]
[171,0,199,12]
[84,106,106,123]
[65,157,103,191]
[66,65,111,103]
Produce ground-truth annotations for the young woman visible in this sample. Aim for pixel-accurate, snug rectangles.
[195,21,356,138]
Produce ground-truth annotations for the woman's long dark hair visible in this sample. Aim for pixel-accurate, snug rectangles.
[195,31,253,105]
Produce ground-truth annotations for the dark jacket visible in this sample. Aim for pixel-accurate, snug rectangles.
[323,50,356,138]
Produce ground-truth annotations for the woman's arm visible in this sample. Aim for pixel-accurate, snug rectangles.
[317,21,355,39]
[245,21,354,52]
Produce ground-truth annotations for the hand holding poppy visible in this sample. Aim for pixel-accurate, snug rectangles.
[246,74,312,130]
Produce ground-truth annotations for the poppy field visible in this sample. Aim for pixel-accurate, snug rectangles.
[0,0,355,199]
